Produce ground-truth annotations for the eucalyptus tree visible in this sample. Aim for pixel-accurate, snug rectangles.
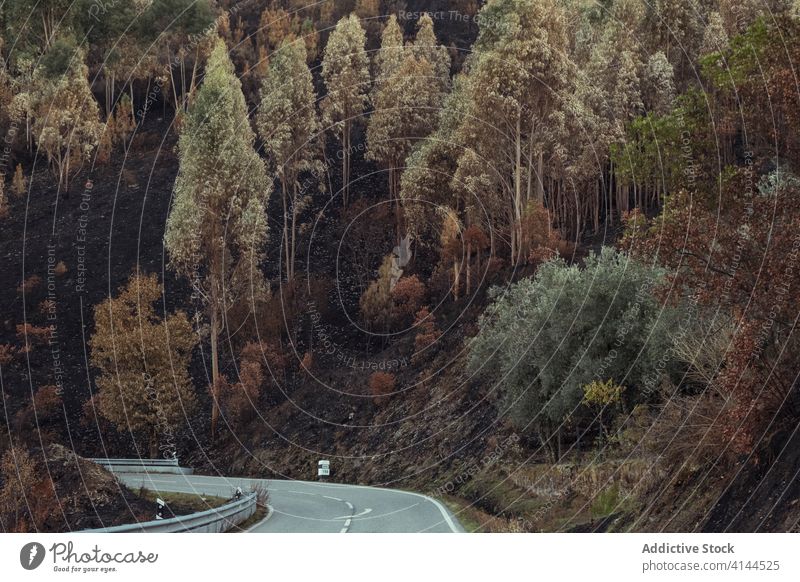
[412,13,451,97]
[258,40,321,281]
[367,54,439,236]
[373,14,405,87]
[321,14,370,207]
[164,39,271,439]
[453,0,570,265]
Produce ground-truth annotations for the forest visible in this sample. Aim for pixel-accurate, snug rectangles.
[1,0,800,533]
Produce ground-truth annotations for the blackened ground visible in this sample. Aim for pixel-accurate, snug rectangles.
[0,119,196,457]
[33,444,159,531]
[647,427,800,533]
[1,115,798,533]
[703,427,800,532]
[0,110,505,482]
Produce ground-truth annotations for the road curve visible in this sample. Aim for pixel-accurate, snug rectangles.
[116,472,463,533]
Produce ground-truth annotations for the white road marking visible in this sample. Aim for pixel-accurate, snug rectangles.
[335,507,373,519]
[268,480,463,531]
[345,501,353,510]
[323,495,343,502]
[120,473,462,532]
[402,492,461,533]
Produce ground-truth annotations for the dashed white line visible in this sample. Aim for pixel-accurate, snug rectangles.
[288,490,317,496]
[121,474,463,532]
[334,507,372,520]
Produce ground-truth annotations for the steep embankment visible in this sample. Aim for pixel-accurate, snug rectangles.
[0,123,187,454]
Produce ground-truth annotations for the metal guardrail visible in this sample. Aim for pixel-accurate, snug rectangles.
[89,458,193,475]
[83,492,257,533]
[90,457,180,466]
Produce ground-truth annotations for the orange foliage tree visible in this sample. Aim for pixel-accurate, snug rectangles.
[368,371,395,407]
[624,173,800,454]
[0,446,57,532]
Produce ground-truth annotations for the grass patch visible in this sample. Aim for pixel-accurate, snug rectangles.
[441,457,650,532]
[460,474,544,517]
[136,487,228,518]
[591,483,620,518]
[440,495,519,532]
[226,506,269,532]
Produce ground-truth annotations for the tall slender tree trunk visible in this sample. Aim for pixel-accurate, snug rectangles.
[105,75,112,117]
[61,148,71,193]
[509,208,517,267]
[557,425,562,461]
[465,239,472,296]
[25,113,31,153]
[55,155,64,193]
[388,163,403,243]
[536,151,544,203]
[189,47,200,103]
[210,304,220,440]
[180,55,186,108]
[475,244,482,284]
[325,144,335,205]
[453,258,461,300]
[149,428,159,459]
[395,168,403,243]
[290,183,298,281]
[281,177,291,280]
[168,46,180,113]
[514,112,523,267]
[342,121,350,207]
[42,11,55,50]
[526,117,535,202]
[608,161,615,226]
[594,180,600,232]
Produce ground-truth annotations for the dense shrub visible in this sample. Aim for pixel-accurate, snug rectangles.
[413,308,443,361]
[368,372,396,407]
[0,446,57,532]
[17,275,42,294]
[89,274,196,458]
[0,344,14,365]
[15,323,51,353]
[469,247,681,459]
[14,386,63,445]
[391,275,427,325]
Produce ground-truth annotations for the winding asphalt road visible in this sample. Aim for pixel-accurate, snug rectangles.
[116,472,463,533]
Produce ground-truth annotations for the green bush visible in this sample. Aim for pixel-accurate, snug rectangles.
[469,247,680,457]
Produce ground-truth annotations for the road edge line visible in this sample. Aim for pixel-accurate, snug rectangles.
[245,504,274,533]
[399,491,463,533]
[271,479,465,533]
